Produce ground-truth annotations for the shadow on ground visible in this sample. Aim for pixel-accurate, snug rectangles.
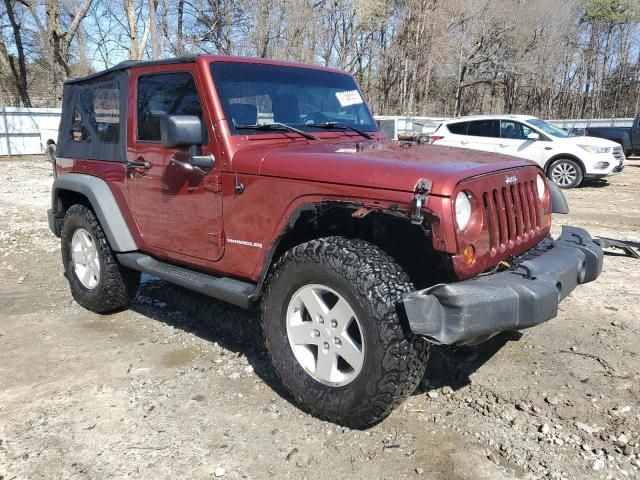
[418,331,523,393]
[132,275,520,407]
[131,275,293,403]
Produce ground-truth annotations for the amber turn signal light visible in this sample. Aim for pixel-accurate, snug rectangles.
[463,245,476,266]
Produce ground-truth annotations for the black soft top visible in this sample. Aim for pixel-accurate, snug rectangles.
[64,55,198,85]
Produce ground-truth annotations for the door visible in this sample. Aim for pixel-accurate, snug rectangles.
[465,119,501,153]
[495,120,547,167]
[127,66,224,262]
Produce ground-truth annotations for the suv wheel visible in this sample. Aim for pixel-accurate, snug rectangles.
[61,204,140,313]
[548,158,583,188]
[261,237,429,428]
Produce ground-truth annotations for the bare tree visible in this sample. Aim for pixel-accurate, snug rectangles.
[2,0,32,106]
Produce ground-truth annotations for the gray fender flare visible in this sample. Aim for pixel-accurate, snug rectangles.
[548,180,569,214]
[51,173,138,252]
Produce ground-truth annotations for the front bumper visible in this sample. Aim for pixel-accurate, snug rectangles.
[403,226,603,346]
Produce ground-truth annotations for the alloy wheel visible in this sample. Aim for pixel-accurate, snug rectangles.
[551,161,578,187]
[286,284,365,386]
[71,227,100,289]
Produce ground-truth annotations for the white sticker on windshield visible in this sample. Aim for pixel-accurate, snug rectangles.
[335,90,363,107]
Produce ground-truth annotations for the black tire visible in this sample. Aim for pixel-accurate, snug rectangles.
[260,236,429,428]
[61,204,140,313]
[547,158,583,188]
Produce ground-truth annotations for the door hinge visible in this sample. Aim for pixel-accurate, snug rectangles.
[204,174,223,193]
[207,231,225,246]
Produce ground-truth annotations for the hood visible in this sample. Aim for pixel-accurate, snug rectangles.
[231,139,534,196]
[559,135,621,148]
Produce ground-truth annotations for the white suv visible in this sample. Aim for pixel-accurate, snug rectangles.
[432,115,625,188]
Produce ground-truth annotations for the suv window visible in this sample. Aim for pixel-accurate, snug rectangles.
[501,120,534,140]
[467,120,500,138]
[137,72,203,142]
[447,121,469,135]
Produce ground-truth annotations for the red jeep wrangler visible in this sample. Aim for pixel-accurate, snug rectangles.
[48,55,603,428]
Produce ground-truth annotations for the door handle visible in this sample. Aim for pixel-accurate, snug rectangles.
[499,144,507,148]
[127,159,151,170]
[544,146,553,150]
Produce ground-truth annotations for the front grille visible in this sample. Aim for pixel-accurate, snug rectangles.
[613,146,624,161]
[483,180,541,254]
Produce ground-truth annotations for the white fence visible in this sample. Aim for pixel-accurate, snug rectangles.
[0,107,636,154]
[0,107,61,156]
[547,118,635,129]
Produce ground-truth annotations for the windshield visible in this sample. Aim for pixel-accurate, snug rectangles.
[527,119,569,138]
[210,62,378,136]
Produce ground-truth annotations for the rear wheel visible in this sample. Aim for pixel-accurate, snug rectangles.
[61,204,140,313]
[548,158,583,188]
[261,236,429,428]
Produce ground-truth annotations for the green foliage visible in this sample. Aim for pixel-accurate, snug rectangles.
[582,0,640,24]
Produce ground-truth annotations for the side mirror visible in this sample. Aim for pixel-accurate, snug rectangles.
[160,115,203,148]
[527,132,540,141]
[160,115,214,171]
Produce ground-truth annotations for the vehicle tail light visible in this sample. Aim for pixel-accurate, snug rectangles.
[429,135,444,144]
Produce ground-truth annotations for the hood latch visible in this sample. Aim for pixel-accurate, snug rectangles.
[411,178,432,225]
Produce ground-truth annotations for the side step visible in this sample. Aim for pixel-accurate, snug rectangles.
[117,253,256,308]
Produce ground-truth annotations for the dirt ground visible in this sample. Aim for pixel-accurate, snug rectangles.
[0,155,639,480]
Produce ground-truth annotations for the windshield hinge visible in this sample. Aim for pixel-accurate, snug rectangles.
[204,174,223,193]
[411,178,432,225]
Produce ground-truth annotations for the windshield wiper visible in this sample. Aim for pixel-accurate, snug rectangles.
[235,122,318,140]
[307,122,374,139]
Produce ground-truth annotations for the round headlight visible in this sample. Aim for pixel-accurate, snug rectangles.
[455,191,472,230]
[536,173,546,200]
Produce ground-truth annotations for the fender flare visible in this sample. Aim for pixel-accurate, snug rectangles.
[548,180,569,214]
[51,173,138,252]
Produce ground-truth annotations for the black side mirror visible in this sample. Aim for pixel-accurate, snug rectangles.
[160,115,214,171]
[160,115,203,147]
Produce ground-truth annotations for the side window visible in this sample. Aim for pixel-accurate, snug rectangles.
[137,72,203,142]
[447,121,469,135]
[501,120,533,140]
[467,120,499,138]
[71,81,120,144]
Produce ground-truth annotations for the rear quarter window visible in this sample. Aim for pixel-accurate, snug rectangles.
[467,120,500,138]
[446,121,469,135]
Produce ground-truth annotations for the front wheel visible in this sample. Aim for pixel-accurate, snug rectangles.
[261,237,429,428]
[548,158,583,188]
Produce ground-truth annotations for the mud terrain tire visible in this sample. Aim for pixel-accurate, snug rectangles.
[261,236,429,428]
[61,204,140,313]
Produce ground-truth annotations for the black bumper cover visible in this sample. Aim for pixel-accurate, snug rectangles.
[403,226,603,346]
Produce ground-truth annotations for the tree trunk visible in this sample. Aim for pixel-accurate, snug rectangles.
[149,0,159,59]
[2,0,32,107]
[176,0,185,54]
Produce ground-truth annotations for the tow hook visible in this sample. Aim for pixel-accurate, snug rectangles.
[411,178,432,225]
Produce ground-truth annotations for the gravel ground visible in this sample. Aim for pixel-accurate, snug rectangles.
[0,155,639,480]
